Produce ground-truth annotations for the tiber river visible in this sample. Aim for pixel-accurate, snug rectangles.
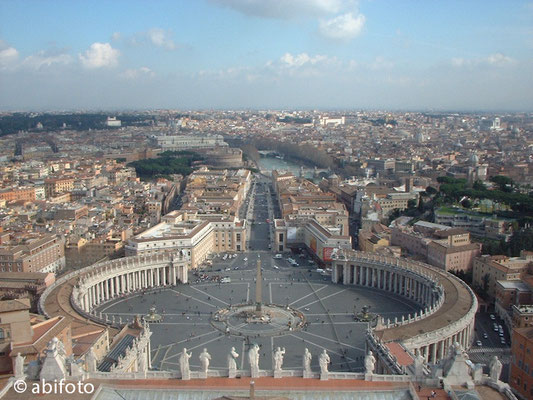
[256,155,320,180]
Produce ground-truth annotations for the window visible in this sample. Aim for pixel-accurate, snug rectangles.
[0,329,4,340]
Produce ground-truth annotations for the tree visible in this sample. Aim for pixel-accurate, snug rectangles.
[461,198,472,208]
[490,175,514,192]
[426,186,438,195]
[407,199,417,209]
[508,228,533,256]
[472,180,486,191]
[418,196,424,212]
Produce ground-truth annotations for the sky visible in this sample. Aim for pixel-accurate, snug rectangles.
[0,0,532,111]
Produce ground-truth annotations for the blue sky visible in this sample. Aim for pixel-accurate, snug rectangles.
[1,0,532,111]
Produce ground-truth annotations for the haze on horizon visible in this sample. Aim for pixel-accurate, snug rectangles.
[1,0,532,112]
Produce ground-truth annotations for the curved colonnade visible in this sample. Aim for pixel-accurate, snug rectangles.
[331,250,477,364]
[39,249,477,370]
[39,253,189,325]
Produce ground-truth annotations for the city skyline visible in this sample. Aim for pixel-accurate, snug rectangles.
[1,0,532,111]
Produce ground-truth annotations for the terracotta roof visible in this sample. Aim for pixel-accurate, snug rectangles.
[11,316,70,356]
[0,298,30,313]
[72,331,106,357]
[385,342,413,366]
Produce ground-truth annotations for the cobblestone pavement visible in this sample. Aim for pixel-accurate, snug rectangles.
[95,253,421,373]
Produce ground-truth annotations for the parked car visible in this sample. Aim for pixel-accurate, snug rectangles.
[490,314,496,320]
[476,340,482,346]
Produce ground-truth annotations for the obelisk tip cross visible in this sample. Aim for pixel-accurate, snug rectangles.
[255,258,262,314]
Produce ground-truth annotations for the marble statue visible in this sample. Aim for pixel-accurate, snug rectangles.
[14,353,25,379]
[413,352,425,377]
[273,347,285,372]
[138,350,147,373]
[40,338,67,381]
[248,344,260,376]
[319,349,330,375]
[303,348,312,374]
[179,348,192,380]
[364,350,376,374]
[199,348,211,374]
[86,348,97,372]
[489,356,503,382]
[228,347,239,371]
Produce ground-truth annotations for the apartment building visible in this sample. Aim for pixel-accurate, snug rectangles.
[125,210,246,268]
[53,204,89,220]
[426,229,481,273]
[44,177,74,198]
[182,168,251,216]
[0,272,55,312]
[0,299,33,372]
[472,251,533,300]
[275,172,349,235]
[366,158,396,174]
[273,217,351,263]
[392,223,480,272]
[0,187,36,202]
[0,234,66,274]
[510,326,533,399]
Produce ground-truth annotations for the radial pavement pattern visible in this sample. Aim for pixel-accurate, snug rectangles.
[95,252,421,373]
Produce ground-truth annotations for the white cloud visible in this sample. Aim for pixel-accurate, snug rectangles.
[451,57,466,67]
[0,40,19,69]
[209,0,346,19]
[79,42,120,69]
[111,29,177,50]
[147,28,176,50]
[319,12,365,40]
[451,53,516,68]
[486,53,515,66]
[121,67,155,79]
[279,52,331,68]
[23,49,73,70]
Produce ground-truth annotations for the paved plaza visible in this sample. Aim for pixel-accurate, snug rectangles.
[95,252,421,373]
